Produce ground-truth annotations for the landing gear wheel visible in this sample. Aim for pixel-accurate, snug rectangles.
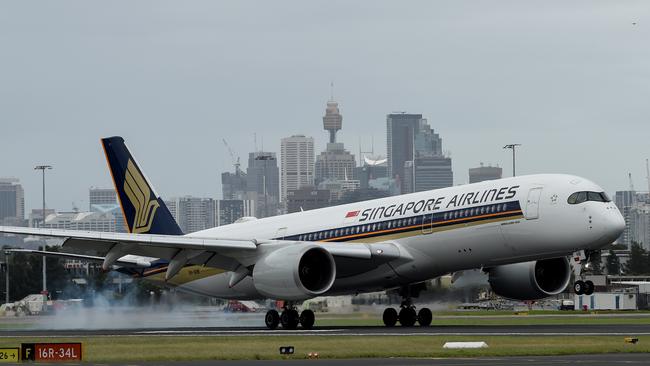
[398,307,417,327]
[417,307,432,327]
[574,280,585,295]
[584,280,595,295]
[280,309,299,329]
[265,310,280,330]
[383,307,398,327]
[299,309,315,329]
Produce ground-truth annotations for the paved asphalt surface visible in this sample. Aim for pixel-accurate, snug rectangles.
[2,354,650,366]
[4,323,650,337]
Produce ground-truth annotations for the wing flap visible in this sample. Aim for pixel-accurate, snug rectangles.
[5,249,152,268]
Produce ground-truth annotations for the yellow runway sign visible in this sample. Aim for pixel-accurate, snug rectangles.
[0,348,19,363]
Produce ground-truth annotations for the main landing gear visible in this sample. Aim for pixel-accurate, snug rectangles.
[382,300,432,327]
[574,280,594,295]
[382,284,432,327]
[265,304,315,330]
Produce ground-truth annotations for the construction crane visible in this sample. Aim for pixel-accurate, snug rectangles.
[222,138,241,174]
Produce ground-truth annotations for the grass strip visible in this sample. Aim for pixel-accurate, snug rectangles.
[0,335,647,361]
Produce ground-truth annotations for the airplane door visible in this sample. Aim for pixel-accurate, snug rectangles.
[525,187,543,220]
[421,213,433,234]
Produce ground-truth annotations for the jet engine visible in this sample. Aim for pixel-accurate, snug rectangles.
[252,244,336,300]
[487,257,571,300]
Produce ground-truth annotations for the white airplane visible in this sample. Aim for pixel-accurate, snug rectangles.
[0,136,625,329]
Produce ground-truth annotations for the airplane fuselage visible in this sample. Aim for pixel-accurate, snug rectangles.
[161,173,624,299]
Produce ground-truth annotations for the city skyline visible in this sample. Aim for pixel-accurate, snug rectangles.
[1,1,649,213]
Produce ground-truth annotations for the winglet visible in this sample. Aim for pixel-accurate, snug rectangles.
[101,136,183,235]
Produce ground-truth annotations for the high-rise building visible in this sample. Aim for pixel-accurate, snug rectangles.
[167,196,217,234]
[469,164,503,184]
[216,199,255,226]
[281,135,314,206]
[166,196,255,232]
[246,152,280,218]
[0,178,24,225]
[629,203,650,250]
[386,113,448,193]
[222,170,248,200]
[88,188,117,208]
[315,99,356,185]
[615,191,636,246]
[88,187,126,232]
[403,156,453,193]
[286,186,330,213]
[315,143,356,185]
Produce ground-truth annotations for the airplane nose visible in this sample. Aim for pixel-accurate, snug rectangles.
[606,207,626,239]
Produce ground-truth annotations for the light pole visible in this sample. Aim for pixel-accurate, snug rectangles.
[503,144,521,177]
[3,251,10,305]
[34,165,52,295]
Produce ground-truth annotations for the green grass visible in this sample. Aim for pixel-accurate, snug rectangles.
[0,335,647,361]
[314,314,650,327]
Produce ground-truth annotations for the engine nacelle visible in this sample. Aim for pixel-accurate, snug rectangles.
[487,257,571,301]
[252,244,336,300]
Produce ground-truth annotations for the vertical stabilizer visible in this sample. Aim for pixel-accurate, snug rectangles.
[101,136,183,235]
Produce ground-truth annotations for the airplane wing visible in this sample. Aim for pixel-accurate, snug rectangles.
[0,226,404,280]
[0,225,258,278]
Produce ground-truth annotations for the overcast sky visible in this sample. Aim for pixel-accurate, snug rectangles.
[1,1,649,213]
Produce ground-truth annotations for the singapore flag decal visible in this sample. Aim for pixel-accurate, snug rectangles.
[345,210,360,218]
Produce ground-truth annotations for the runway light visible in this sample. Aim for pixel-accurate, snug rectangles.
[624,337,639,344]
[307,352,319,359]
[279,346,294,355]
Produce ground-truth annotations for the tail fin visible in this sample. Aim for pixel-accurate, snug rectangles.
[101,136,184,236]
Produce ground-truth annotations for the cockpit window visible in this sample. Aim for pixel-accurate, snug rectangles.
[567,191,611,204]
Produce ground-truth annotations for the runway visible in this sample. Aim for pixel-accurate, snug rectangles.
[2,354,650,366]
[4,323,650,337]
